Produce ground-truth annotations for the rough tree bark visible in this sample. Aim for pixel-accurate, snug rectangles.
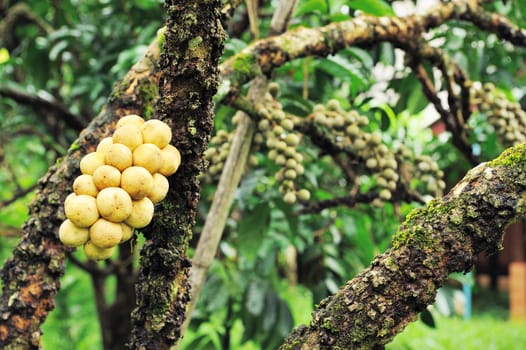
[0,32,162,349]
[127,1,225,349]
[278,144,526,349]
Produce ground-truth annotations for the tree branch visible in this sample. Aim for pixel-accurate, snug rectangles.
[0,24,163,350]
[0,87,86,132]
[127,1,226,349]
[279,143,526,349]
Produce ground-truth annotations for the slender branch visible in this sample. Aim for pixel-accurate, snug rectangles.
[462,4,526,47]
[0,184,38,209]
[0,87,86,131]
[177,1,298,346]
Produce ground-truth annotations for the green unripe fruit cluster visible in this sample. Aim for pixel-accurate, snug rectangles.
[60,115,180,260]
[471,81,526,147]
[313,104,402,205]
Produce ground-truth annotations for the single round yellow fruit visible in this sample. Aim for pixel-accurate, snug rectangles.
[141,119,172,148]
[125,197,154,228]
[84,241,115,261]
[133,143,162,173]
[59,219,89,247]
[96,187,133,223]
[113,124,143,151]
[93,165,121,190]
[159,144,181,176]
[89,218,123,248]
[120,223,134,243]
[80,152,105,175]
[116,114,145,129]
[148,173,169,203]
[96,137,113,158]
[121,166,154,200]
[105,143,133,171]
[64,194,99,227]
[73,174,99,197]
[64,193,76,209]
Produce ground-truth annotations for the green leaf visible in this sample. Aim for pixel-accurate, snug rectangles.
[0,48,9,64]
[295,0,328,16]
[347,0,395,16]
[420,309,436,328]
[245,279,268,316]
[238,202,270,261]
[262,291,277,332]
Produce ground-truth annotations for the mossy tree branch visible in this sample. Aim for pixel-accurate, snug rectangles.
[278,143,526,349]
[127,1,225,349]
[0,29,162,350]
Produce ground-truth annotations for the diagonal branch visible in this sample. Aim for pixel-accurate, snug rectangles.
[0,87,87,132]
[279,143,526,349]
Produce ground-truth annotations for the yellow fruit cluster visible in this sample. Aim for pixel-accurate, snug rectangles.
[59,115,181,260]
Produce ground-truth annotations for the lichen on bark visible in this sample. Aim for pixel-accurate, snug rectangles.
[127,1,225,349]
[278,142,526,349]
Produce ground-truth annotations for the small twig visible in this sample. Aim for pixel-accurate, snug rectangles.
[0,87,86,131]
[0,184,37,209]
[66,252,113,277]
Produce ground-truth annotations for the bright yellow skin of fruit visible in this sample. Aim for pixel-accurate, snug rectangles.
[89,218,123,248]
[121,166,154,200]
[64,194,99,227]
[133,143,162,173]
[93,165,121,190]
[64,193,76,208]
[96,137,113,158]
[120,223,134,243]
[148,173,169,203]
[141,119,172,149]
[159,144,181,176]
[73,174,99,197]
[84,241,115,260]
[113,124,143,151]
[59,219,89,247]
[125,197,154,228]
[80,152,105,175]
[116,114,145,129]
[105,143,133,172]
[96,187,133,223]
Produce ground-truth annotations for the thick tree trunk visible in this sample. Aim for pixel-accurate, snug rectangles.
[127,1,225,349]
[278,144,526,349]
[0,32,162,350]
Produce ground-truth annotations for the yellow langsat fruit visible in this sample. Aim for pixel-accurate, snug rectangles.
[116,114,145,129]
[64,194,99,227]
[105,143,133,172]
[59,219,89,247]
[159,144,181,176]
[73,174,99,197]
[96,187,133,223]
[96,137,113,158]
[120,223,134,243]
[93,165,121,190]
[113,124,143,151]
[84,241,115,261]
[148,173,169,203]
[80,152,105,175]
[133,143,163,174]
[125,197,154,228]
[141,119,172,148]
[89,218,123,248]
[121,166,154,200]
